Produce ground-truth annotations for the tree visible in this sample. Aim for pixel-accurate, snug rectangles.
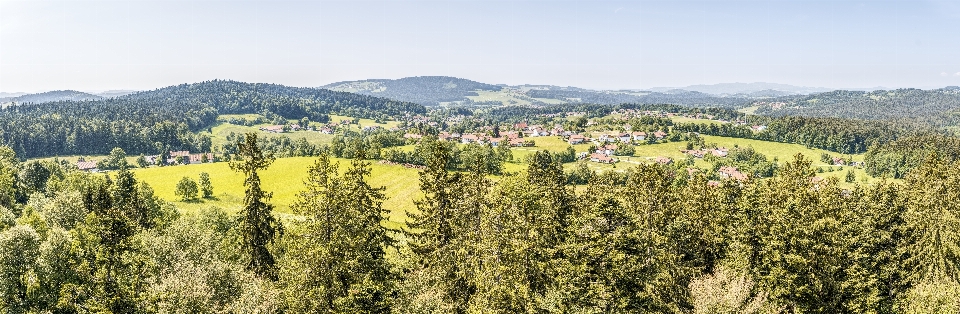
[845,169,856,183]
[136,154,148,168]
[98,147,128,171]
[175,177,199,201]
[282,154,396,313]
[199,172,214,199]
[230,132,282,280]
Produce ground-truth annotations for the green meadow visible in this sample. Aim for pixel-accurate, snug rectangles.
[130,157,421,229]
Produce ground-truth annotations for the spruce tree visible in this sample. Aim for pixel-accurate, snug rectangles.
[199,172,214,198]
[282,153,396,313]
[230,132,282,280]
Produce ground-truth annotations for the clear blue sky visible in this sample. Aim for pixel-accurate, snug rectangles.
[2,0,960,92]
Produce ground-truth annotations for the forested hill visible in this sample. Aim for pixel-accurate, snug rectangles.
[753,87,960,126]
[524,88,749,108]
[7,90,103,104]
[322,76,503,106]
[0,80,425,159]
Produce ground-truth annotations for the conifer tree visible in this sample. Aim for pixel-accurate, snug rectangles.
[199,172,214,198]
[403,142,472,312]
[230,132,282,280]
[281,153,396,313]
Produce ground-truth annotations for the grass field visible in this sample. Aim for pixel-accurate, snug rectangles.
[327,114,400,131]
[130,157,421,229]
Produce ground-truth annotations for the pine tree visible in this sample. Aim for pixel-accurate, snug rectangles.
[282,152,397,313]
[199,172,214,198]
[402,142,471,312]
[230,132,282,280]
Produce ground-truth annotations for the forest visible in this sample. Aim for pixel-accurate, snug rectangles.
[754,87,960,126]
[0,80,424,159]
[2,131,960,313]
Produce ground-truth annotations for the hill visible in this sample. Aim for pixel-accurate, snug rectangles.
[753,87,960,126]
[0,80,425,158]
[8,90,103,103]
[322,76,502,106]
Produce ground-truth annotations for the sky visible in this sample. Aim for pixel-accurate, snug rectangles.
[2,0,960,93]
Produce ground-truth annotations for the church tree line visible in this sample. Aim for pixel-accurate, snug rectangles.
[0,80,424,159]
[3,132,960,312]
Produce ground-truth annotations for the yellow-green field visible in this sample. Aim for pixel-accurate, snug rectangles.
[670,116,723,125]
[208,122,336,148]
[131,157,421,229]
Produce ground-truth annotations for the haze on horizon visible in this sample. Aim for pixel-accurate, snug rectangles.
[2,0,960,93]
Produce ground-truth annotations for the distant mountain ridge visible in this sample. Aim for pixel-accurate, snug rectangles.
[322,76,502,106]
[322,76,763,108]
[648,82,833,96]
[7,90,103,104]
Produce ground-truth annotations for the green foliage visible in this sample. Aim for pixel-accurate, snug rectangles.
[199,172,214,199]
[280,153,396,313]
[230,133,283,280]
[175,177,199,201]
[864,133,960,178]
[98,147,129,170]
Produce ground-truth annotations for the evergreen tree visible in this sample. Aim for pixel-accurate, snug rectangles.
[402,142,470,312]
[281,153,396,313]
[199,172,214,199]
[230,132,282,280]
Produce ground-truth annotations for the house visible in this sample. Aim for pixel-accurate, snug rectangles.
[711,148,729,157]
[319,127,334,134]
[488,137,505,147]
[170,151,190,158]
[718,166,747,181]
[509,138,532,147]
[632,132,647,141]
[751,125,768,132]
[653,131,667,140]
[514,122,528,130]
[403,133,423,140]
[832,157,846,166]
[189,153,215,164]
[77,160,98,172]
[568,134,586,145]
[362,125,381,132]
[461,134,480,144]
[682,150,705,158]
[617,133,631,143]
[259,125,286,133]
[598,144,617,156]
[655,156,673,165]
[590,153,615,164]
[144,155,159,165]
[502,131,520,139]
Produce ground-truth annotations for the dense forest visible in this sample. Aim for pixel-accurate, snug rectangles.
[755,87,960,126]
[2,135,960,312]
[675,116,921,155]
[863,133,960,178]
[323,76,503,106]
[0,80,424,159]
